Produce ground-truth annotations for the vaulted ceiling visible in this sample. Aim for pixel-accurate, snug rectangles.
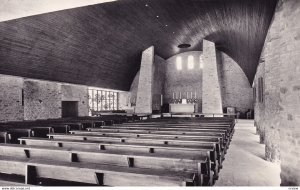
[0,0,277,90]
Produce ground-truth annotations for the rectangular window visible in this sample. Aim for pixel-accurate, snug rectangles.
[199,56,203,69]
[176,56,182,70]
[253,87,256,103]
[188,55,194,70]
[88,88,119,115]
[258,77,264,103]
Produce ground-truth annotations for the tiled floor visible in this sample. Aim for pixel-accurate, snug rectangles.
[215,119,281,186]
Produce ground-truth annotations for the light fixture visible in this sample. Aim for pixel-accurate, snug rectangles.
[165,24,168,27]
[178,44,191,48]
[145,4,148,7]
[156,15,159,18]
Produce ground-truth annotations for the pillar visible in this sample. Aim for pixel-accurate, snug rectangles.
[202,40,223,116]
[135,46,154,114]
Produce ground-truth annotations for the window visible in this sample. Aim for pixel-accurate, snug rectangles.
[176,56,182,70]
[199,56,203,69]
[88,89,118,115]
[258,77,264,103]
[187,55,194,69]
[253,87,256,102]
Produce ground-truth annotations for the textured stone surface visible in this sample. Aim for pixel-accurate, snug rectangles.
[164,51,203,112]
[131,50,253,114]
[217,52,254,113]
[152,56,166,111]
[254,0,300,185]
[254,61,266,143]
[24,80,62,120]
[0,74,24,122]
[61,84,89,116]
[135,46,154,114]
[202,40,223,115]
[0,74,89,121]
[130,54,166,112]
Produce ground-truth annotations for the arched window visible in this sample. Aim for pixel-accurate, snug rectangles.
[176,56,182,70]
[188,55,194,69]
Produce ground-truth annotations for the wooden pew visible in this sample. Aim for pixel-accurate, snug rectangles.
[0,156,196,186]
[19,137,219,182]
[0,128,32,144]
[1,127,52,138]
[100,125,234,140]
[69,130,229,151]
[86,128,230,139]
[47,134,222,179]
[0,144,210,185]
[0,132,10,143]
[67,131,226,157]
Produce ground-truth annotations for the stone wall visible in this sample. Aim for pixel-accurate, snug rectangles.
[164,51,202,112]
[253,61,266,143]
[130,54,166,112]
[24,80,61,120]
[0,74,89,121]
[217,52,254,113]
[61,84,89,117]
[0,74,24,122]
[135,46,154,114]
[253,0,300,185]
[202,40,223,115]
[152,56,166,111]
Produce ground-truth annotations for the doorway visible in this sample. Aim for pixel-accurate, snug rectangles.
[61,101,78,118]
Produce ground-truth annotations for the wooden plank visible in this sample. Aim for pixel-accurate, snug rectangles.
[0,156,195,186]
[87,128,229,138]
[19,137,217,161]
[19,136,220,177]
[0,144,209,174]
[68,130,228,150]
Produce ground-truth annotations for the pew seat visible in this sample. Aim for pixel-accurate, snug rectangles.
[0,156,196,186]
[0,143,210,185]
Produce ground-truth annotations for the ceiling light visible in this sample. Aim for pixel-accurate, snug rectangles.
[156,15,159,18]
[145,4,148,7]
[178,44,191,48]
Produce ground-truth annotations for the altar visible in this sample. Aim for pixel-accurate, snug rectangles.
[169,103,195,114]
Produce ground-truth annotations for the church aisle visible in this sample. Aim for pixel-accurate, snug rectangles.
[215,119,281,186]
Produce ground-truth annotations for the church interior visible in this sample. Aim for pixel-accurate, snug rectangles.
[0,0,299,187]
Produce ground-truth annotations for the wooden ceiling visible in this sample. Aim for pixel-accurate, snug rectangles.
[0,0,277,90]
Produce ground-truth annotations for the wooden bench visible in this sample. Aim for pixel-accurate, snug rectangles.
[47,134,222,176]
[0,156,196,186]
[0,143,210,185]
[61,132,224,153]
[70,130,229,151]
[68,131,226,156]
[19,137,219,181]
[87,128,230,139]
[0,132,10,143]
[101,125,234,139]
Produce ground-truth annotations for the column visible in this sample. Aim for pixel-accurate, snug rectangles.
[135,46,154,114]
[202,40,223,116]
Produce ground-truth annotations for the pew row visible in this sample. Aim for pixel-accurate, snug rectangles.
[0,144,211,185]
[0,156,196,186]
[19,137,219,182]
